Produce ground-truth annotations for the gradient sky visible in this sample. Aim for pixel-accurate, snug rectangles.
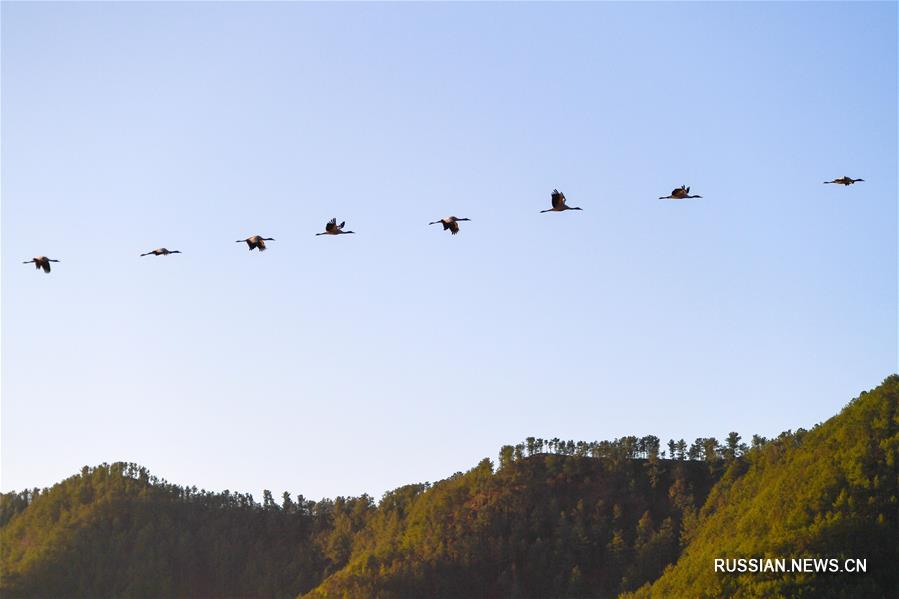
[2,2,896,502]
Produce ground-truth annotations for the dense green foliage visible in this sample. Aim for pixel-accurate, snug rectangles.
[1,447,721,598]
[1,376,894,598]
[628,375,899,599]
[303,455,718,599]
[0,464,372,598]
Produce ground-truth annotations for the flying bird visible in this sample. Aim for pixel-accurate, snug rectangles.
[659,185,702,200]
[540,189,582,213]
[429,216,470,235]
[236,235,275,251]
[316,218,355,236]
[140,248,181,257]
[23,256,60,273]
[824,176,864,186]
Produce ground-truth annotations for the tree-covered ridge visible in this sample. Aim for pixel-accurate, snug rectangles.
[628,375,899,599]
[0,463,373,598]
[1,376,895,598]
[1,446,725,598]
[497,431,759,466]
[302,454,722,599]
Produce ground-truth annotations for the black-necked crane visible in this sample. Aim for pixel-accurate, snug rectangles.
[429,216,470,235]
[140,248,181,257]
[659,185,702,200]
[824,176,864,186]
[316,218,355,236]
[23,256,60,273]
[236,235,275,251]
[540,189,582,213]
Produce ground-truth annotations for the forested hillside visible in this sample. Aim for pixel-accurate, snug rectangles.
[0,464,372,597]
[627,374,898,598]
[1,376,895,598]
[1,442,723,598]
[303,454,719,598]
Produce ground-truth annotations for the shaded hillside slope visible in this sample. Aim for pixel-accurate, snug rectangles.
[302,455,720,599]
[628,375,898,598]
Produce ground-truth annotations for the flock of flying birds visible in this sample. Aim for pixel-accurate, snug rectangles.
[22,177,865,273]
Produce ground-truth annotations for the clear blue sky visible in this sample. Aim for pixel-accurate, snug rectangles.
[2,2,896,502]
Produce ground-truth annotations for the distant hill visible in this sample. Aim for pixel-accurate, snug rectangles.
[628,374,898,598]
[1,376,895,598]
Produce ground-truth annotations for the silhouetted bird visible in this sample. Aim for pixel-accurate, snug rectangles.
[659,185,702,200]
[23,256,60,273]
[141,248,181,257]
[429,216,470,235]
[540,189,582,213]
[236,235,275,251]
[824,176,864,186]
[316,218,355,236]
